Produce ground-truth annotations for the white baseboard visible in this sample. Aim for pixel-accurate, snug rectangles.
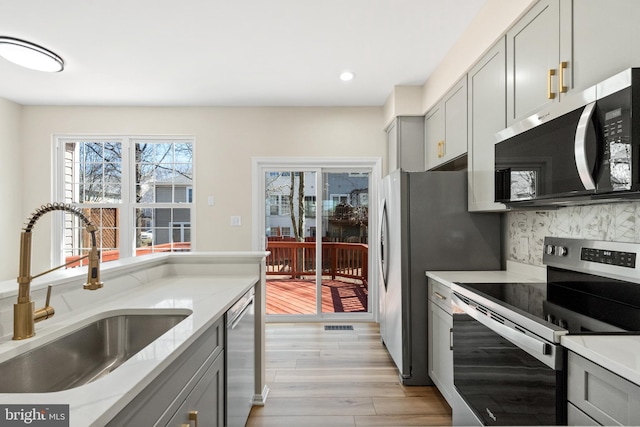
[252,385,270,406]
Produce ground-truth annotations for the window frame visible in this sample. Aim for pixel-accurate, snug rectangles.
[53,134,196,267]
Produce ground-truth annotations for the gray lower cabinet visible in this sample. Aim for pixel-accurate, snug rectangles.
[427,278,454,406]
[567,351,640,426]
[467,36,507,212]
[386,116,425,172]
[163,351,225,427]
[106,317,224,427]
[568,402,600,426]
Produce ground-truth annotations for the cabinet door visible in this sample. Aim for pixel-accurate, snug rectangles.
[442,76,468,164]
[506,0,561,125]
[165,351,225,427]
[428,300,453,405]
[565,0,640,95]
[467,37,508,212]
[388,116,426,172]
[567,352,640,426]
[424,104,444,170]
[387,120,399,173]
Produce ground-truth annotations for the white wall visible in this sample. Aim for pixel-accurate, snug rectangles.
[382,0,536,126]
[16,106,385,278]
[421,0,535,112]
[0,98,23,282]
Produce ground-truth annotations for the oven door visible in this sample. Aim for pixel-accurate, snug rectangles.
[451,293,566,426]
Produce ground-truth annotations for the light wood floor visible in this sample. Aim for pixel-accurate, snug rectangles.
[247,322,452,427]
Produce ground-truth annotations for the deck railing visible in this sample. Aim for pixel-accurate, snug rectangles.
[266,240,368,285]
[65,242,191,268]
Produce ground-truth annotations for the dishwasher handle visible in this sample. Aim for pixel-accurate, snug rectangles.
[228,295,254,330]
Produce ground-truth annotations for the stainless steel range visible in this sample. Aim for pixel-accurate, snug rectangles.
[451,237,640,426]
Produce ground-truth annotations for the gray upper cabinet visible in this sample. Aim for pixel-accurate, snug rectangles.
[467,37,507,212]
[506,0,562,125]
[564,0,640,95]
[507,0,640,125]
[425,76,468,170]
[424,104,443,170]
[387,116,425,172]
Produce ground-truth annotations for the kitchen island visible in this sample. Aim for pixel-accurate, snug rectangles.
[0,251,268,426]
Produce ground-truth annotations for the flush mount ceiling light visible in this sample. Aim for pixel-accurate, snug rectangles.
[0,37,64,72]
[339,71,355,82]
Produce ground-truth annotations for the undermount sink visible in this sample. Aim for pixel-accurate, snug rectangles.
[0,311,190,393]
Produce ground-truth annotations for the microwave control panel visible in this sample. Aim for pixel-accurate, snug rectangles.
[600,86,632,190]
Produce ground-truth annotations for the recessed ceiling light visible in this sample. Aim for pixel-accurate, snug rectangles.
[0,36,64,72]
[339,71,355,82]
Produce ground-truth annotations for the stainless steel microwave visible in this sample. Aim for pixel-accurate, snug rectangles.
[495,68,640,207]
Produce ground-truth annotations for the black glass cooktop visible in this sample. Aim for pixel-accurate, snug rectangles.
[457,266,640,334]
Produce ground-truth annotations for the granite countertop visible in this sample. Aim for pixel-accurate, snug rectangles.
[0,254,263,426]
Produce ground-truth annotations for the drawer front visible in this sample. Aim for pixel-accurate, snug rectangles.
[568,352,640,426]
[567,402,601,426]
[428,278,451,314]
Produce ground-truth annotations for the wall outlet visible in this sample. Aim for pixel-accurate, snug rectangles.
[230,216,242,227]
[208,195,214,206]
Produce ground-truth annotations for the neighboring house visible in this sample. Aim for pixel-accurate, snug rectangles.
[142,176,192,246]
[266,172,368,241]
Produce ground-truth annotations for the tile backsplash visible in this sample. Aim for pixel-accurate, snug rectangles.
[507,202,640,266]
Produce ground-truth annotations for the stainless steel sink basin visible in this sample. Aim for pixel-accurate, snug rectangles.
[0,312,189,393]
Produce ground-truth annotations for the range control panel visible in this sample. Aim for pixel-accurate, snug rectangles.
[543,237,640,282]
[581,247,636,268]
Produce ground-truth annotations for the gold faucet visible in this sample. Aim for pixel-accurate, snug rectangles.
[13,203,104,340]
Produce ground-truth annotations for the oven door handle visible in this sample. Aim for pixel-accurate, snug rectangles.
[452,293,550,358]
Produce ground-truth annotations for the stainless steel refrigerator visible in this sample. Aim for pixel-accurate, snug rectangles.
[379,169,501,385]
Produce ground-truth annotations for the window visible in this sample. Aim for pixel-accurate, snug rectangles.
[268,195,291,216]
[54,136,194,267]
[304,196,316,218]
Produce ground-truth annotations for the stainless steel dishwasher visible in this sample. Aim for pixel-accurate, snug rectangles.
[226,287,255,427]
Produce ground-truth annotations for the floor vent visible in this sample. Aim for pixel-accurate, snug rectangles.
[324,325,354,331]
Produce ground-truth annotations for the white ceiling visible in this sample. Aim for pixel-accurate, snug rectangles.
[0,0,486,107]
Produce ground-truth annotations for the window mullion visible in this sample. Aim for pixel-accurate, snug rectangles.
[119,137,133,259]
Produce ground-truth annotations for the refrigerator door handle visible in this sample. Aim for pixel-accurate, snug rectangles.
[379,200,389,290]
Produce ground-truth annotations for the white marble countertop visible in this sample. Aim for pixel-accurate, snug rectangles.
[0,253,264,426]
[426,261,546,287]
[562,335,640,386]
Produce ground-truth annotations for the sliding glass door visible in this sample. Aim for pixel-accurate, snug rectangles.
[258,162,375,321]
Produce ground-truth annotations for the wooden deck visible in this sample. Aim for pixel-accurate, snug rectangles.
[266,277,368,315]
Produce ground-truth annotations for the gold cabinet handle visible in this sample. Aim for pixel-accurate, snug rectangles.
[547,68,556,99]
[437,140,445,158]
[559,61,568,93]
[434,291,447,300]
[189,411,198,427]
